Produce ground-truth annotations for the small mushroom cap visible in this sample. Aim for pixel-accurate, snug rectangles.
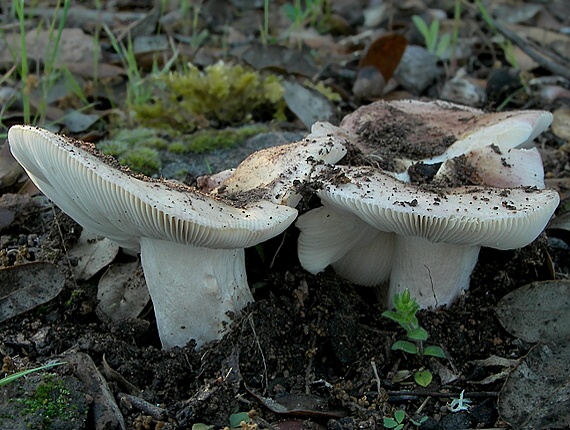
[318,166,559,250]
[8,125,298,252]
[435,146,545,189]
[213,121,348,206]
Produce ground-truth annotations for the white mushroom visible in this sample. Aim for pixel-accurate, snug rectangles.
[213,121,349,207]
[435,146,546,189]
[8,125,299,349]
[297,166,559,308]
[339,99,553,183]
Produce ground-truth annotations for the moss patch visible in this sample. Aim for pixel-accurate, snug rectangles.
[131,61,286,130]
[167,125,269,154]
[1,373,88,430]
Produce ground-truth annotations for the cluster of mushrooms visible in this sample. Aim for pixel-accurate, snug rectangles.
[8,100,560,350]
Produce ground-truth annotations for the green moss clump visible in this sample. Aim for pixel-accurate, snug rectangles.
[118,147,162,176]
[97,128,166,176]
[168,125,269,154]
[132,61,286,130]
[16,373,86,429]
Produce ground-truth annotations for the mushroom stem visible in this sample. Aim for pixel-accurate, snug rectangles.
[387,236,480,309]
[140,238,253,349]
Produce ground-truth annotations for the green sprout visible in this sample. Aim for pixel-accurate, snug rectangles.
[383,290,446,387]
[412,15,451,58]
[383,409,405,430]
[0,362,66,387]
[384,409,428,429]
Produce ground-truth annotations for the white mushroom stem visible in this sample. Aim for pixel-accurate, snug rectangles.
[387,237,480,308]
[140,238,252,349]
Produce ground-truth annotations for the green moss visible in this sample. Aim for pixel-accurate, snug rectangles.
[97,128,166,175]
[16,373,85,429]
[168,125,269,154]
[118,147,162,175]
[305,80,342,102]
[132,61,286,130]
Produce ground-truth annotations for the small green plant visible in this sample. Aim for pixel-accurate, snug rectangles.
[0,362,66,387]
[383,409,405,430]
[412,15,450,58]
[383,290,446,386]
[474,0,517,68]
[384,409,428,429]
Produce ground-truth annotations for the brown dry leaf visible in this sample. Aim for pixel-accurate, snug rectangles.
[506,23,570,61]
[358,34,408,82]
[499,342,570,429]
[69,230,120,281]
[96,261,149,324]
[0,28,100,69]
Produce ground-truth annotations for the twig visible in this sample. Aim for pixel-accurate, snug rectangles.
[492,20,570,81]
[386,390,498,402]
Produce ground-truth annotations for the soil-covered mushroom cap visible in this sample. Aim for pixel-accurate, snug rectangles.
[339,99,553,176]
[319,166,558,249]
[213,121,349,206]
[298,165,559,308]
[8,125,298,349]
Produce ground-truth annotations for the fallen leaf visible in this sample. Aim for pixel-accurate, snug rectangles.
[0,28,100,69]
[69,230,120,281]
[96,261,149,323]
[499,342,570,429]
[358,34,408,82]
[495,280,570,343]
[0,262,65,323]
[283,80,337,129]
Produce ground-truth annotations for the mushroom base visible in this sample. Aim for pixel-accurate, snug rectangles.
[140,238,254,349]
[384,236,480,309]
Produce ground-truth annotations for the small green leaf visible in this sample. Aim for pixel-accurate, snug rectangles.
[229,412,250,428]
[410,416,428,426]
[392,340,418,355]
[407,327,428,341]
[424,345,447,358]
[435,33,451,58]
[192,424,214,430]
[411,15,430,41]
[394,410,405,423]
[414,370,433,387]
[382,310,407,326]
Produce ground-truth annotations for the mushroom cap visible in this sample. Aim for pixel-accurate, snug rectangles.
[318,166,559,250]
[8,125,298,252]
[435,146,545,189]
[213,121,348,206]
[340,99,552,166]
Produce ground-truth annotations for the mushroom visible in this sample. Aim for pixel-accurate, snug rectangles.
[297,166,559,308]
[8,125,299,349]
[435,146,546,189]
[339,99,553,182]
[213,121,349,206]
